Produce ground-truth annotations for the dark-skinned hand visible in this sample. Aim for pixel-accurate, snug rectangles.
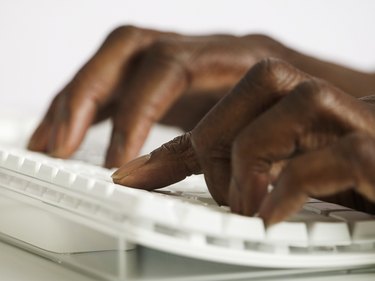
[28,25,374,168]
[112,58,375,226]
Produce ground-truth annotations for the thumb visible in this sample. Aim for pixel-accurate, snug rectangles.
[111,133,201,190]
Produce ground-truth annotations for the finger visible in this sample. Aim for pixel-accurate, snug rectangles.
[230,79,375,217]
[190,58,309,205]
[258,132,375,226]
[28,93,62,152]
[105,41,192,167]
[112,133,201,190]
[28,26,158,157]
[159,88,228,132]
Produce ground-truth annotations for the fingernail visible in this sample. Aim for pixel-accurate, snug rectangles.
[112,154,151,180]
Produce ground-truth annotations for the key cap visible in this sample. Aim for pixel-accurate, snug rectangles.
[329,211,374,221]
[71,175,94,192]
[290,210,351,246]
[266,222,308,246]
[37,164,58,182]
[3,154,24,171]
[54,169,77,187]
[329,211,375,243]
[351,220,375,243]
[303,202,349,215]
[308,222,351,246]
[135,195,186,228]
[89,181,114,197]
[223,214,265,241]
[181,206,222,235]
[19,159,41,177]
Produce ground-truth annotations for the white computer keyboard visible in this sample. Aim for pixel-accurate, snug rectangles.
[0,145,375,270]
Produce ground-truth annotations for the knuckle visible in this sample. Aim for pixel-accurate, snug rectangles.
[155,132,200,175]
[289,78,337,110]
[160,133,192,155]
[252,58,292,84]
[348,132,375,162]
[146,39,187,64]
[242,58,307,94]
[107,25,141,41]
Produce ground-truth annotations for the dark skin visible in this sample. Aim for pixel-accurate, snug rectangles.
[29,26,375,224]
[112,58,375,225]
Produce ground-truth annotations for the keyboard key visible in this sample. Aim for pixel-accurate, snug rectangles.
[308,222,351,246]
[266,222,308,246]
[19,159,41,176]
[329,210,374,221]
[135,196,186,227]
[54,169,77,187]
[303,202,350,215]
[3,154,24,171]
[89,181,114,197]
[289,210,351,246]
[223,214,265,241]
[329,211,375,243]
[351,221,375,243]
[37,164,58,182]
[181,206,222,235]
[71,175,94,192]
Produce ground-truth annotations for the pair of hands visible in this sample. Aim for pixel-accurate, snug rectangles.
[29,26,375,225]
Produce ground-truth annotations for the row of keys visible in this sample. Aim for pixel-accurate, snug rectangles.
[1,147,375,248]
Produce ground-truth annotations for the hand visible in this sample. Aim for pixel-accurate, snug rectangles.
[112,58,375,225]
[28,25,287,167]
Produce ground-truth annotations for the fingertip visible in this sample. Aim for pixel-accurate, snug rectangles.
[111,154,151,180]
[228,178,242,214]
[258,195,279,227]
[105,129,144,168]
[27,120,50,152]
[259,191,307,226]
[111,153,174,190]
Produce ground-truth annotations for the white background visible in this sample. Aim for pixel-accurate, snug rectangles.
[0,0,375,117]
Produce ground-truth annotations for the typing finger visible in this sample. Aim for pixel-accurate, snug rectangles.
[105,35,266,168]
[190,59,308,205]
[105,41,190,167]
[28,26,159,157]
[229,79,375,217]
[258,132,375,226]
[113,59,309,205]
[112,133,201,189]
